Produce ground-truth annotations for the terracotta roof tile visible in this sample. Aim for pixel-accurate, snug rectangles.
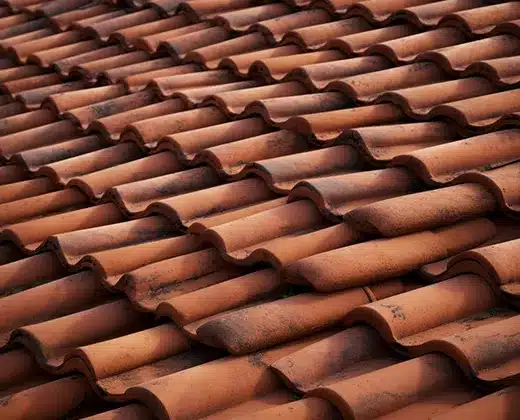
[124,334,326,419]
[446,238,520,302]
[374,0,488,27]
[30,0,94,18]
[80,9,162,42]
[0,16,49,39]
[176,129,304,175]
[138,177,279,223]
[0,119,80,158]
[284,218,497,291]
[272,325,400,392]
[0,375,97,419]
[82,232,200,285]
[85,404,156,420]
[0,64,43,82]
[0,0,519,417]
[15,80,88,109]
[345,183,498,237]
[290,167,421,217]
[157,268,282,325]
[0,176,56,203]
[309,353,481,419]
[29,39,103,69]
[422,314,520,382]
[439,1,520,34]
[38,142,144,185]
[0,162,27,183]
[0,348,53,397]
[0,252,65,301]
[54,44,125,77]
[2,202,124,252]
[346,274,506,346]
[63,89,157,129]
[48,215,177,266]
[231,397,344,420]
[70,50,153,82]
[112,14,190,48]
[418,217,520,281]
[125,62,200,92]
[194,279,411,354]
[0,270,110,343]
[393,129,520,184]
[431,386,520,420]
[99,56,177,84]
[50,5,116,31]
[122,250,244,310]
[201,202,360,266]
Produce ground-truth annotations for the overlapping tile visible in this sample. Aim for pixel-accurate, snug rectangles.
[0,0,517,93]
[0,0,519,419]
[444,238,520,302]
[283,217,497,291]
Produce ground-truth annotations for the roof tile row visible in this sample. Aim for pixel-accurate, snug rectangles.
[0,0,519,419]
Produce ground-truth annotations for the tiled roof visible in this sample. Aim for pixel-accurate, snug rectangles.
[0,0,519,418]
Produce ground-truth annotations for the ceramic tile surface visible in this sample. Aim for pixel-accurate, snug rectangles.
[0,0,519,419]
